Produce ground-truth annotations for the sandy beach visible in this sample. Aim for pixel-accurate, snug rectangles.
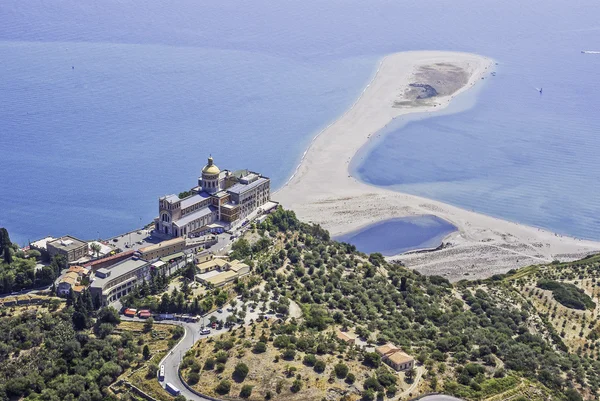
[274,50,600,281]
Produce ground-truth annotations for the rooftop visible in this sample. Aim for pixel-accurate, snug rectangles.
[30,236,56,250]
[336,330,356,342]
[161,194,180,203]
[48,235,87,251]
[229,260,249,272]
[228,177,269,195]
[84,250,135,268]
[197,258,229,271]
[139,237,185,254]
[376,343,400,356]
[160,251,185,262]
[174,205,216,227]
[203,270,238,286]
[60,271,79,285]
[180,192,211,209]
[90,258,149,289]
[387,350,414,365]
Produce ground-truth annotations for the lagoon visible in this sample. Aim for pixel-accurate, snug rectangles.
[334,216,457,256]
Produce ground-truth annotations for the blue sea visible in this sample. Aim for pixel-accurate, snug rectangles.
[1,0,599,246]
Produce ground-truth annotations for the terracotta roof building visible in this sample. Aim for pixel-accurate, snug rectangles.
[336,330,356,345]
[375,343,415,371]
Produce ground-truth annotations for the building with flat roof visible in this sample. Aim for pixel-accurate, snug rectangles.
[89,257,153,306]
[137,237,186,261]
[47,236,88,263]
[155,156,271,238]
[195,258,250,287]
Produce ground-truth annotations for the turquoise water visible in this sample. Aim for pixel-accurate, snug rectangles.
[1,1,599,245]
[335,216,457,256]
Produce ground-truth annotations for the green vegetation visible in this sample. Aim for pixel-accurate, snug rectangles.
[0,306,136,400]
[0,228,68,294]
[537,279,595,310]
[178,190,193,199]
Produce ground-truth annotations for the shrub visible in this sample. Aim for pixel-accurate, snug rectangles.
[253,341,267,353]
[215,350,228,363]
[216,363,225,373]
[187,371,200,385]
[215,380,231,395]
[334,363,349,379]
[234,362,249,381]
[303,354,317,366]
[204,357,216,370]
[240,385,253,398]
[282,348,296,360]
[291,379,302,393]
[345,372,356,384]
[314,359,326,373]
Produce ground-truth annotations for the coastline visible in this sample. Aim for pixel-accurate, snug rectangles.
[274,50,600,280]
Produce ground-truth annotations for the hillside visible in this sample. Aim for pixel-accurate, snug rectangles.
[171,208,599,401]
[2,210,600,401]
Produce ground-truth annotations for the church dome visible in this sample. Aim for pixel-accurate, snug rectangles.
[202,156,220,176]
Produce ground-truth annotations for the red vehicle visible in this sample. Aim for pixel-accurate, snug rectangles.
[123,308,137,318]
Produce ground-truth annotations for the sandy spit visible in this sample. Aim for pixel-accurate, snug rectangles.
[273,50,600,281]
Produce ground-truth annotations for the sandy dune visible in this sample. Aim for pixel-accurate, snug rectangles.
[274,51,600,280]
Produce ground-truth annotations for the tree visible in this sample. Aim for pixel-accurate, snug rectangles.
[97,307,121,325]
[143,317,154,333]
[363,352,381,368]
[143,345,150,360]
[90,243,102,258]
[0,228,13,264]
[405,367,416,381]
[233,362,249,381]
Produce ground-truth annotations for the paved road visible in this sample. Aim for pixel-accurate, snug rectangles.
[145,296,301,400]
[125,297,267,400]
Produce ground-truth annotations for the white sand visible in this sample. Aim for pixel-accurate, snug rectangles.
[274,51,600,281]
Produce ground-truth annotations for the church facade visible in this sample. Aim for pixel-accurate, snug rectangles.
[155,156,271,238]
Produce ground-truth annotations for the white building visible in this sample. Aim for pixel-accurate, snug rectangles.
[155,156,271,238]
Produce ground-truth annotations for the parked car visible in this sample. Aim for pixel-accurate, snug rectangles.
[200,329,211,335]
[217,308,223,313]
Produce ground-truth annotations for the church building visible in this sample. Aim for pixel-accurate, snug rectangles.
[155,156,271,237]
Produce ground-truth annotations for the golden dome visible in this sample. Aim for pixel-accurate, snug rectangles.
[202,156,220,176]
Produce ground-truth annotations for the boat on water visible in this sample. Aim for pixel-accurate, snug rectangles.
[581,50,600,54]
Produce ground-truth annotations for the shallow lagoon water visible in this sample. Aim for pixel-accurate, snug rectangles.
[1,0,600,245]
[334,216,457,256]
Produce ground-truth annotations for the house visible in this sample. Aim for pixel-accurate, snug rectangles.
[375,343,415,371]
[195,258,250,287]
[57,272,80,296]
[336,330,356,345]
[67,265,91,279]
